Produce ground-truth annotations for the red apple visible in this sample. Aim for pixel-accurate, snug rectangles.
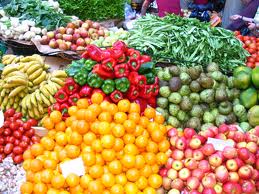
[171,150,184,160]
[252,169,259,181]
[168,189,180,194]
[162,177,171,190]
[193,149,204,161]
[245,153,256,165]
[192,169,204,180]
[80,28,88,38]
[184,158,198,170]
[92,22,100,29]
[202,143,215,156]
[172,160,183,171]
[184,128,196,139]
[85,37,92,45]
[218,124,229,134]
[193,135,207,144]
[234,131,245,142]
[166,158,173,169]
[58,42,68,50]
[171,178,184,191]
[256,159,259,170]
[215,133,227,140]
[58,27,66,34]
[241,180,256,194]
[40,35,50,45]
[208,154,222,167]
[175,137,187,150]
[159,168,168,177]
[235,158,245,168]
[246,142,257,153]
[76,46,85,54]
[67,22,76,29]
[229,172,239,183]
[66,28,74,35]
[226,159,238,171]
[168,128,178,137]
[56,39,63,45]
[49,39,58,48]
[202,174,216,188]
[184,148,193,158]
[202,129,215,138]
[71,44,77,51]
[55,33,63,40]
[189,191,201,194]
[187,176,200,190]
[63,34,73,42]
[97,29,105,36]
[198,160,211,173]
[91,33,99,40]
[189,138,202,149]
[47,31,55,39]
[238,165,252,180]
[170,136,178,147]
[223,146,237,159]
[167,168,178,180]
[65,42,71,49]
[209,126,219,136]
[76,38,85,46]
[202,188,216,194]
[72,33,81,42]
[214,184,223,194]
[178,168,191,181]
[227,131,236,140]
[215,165,229,183]
[236,142,247,149]
[246,133,258,143]
[223,182,242,194]
[82,22,90,29]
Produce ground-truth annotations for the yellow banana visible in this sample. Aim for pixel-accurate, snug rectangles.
[13,56,24,64]
[40,85,52,98]
[33,106,40,119]
[44,64,50,70]
[39,81,47,87]
[23,61,39,72]
[28,109,35,118]
[0,104,5,111]
[37,103,45,114]
[21,107,27,116]
[1,89,7,97]
[18,91,26,98]
[20,56,38,63]
[2,64,19,76]
[40,92,51,106]
[24,94,32,109]
[2,55,15,62]
[28,68,43,81]
[26,63,43,75]
[5,102,11,110]
[14,96,20,103]
[51,70,67,78]
[2,96,8,107]
[44,84,56,95]
[2,55,16,65]
[50,77,65,86]
[35,90,43,104]
[13,102,18,109]
[48,95,56,104]
[8,85,26,97]
[0,96,3,104]
[21,96,27,110]
[8,97,14,106]
[33,71,47,85]
[4,71,27,79]
[30,93,37,107]
[32,54,44,65]
[16,106,21,113]
[47,80,58,92]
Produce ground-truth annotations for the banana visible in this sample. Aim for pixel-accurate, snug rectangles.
[40,85,52,98]
[33,71,47,85]
[18,91,26,98]
[32,54,44,65]
[44,84,56,95]
[2,96,8,107]
[35,90,43,104]
[12,56,23,64]
[40,92,51,106]
[28,68,43,81]
[2,64,19,76]
[26,63,43,75]
[30,93,37,107]
[28,109,35,118]
[39,80,47,87]
[22,107,27,116]
[2,55,15,62]
[47,80,58,91]
[1,89,7,97]
[26,94,32,109]
[50,77,65,86]
[0,104,5,111]
[23,61,39,72]
[8,85,26,97]
[33,106,40,119]
[6,78,28,86]
[20,56,38,63]
[0,96,3,104]
[14,96,20,103]
[13,102,18,109]
[21,96,27,109]
[51,70,67,78]
[2,55,16,65]
[4,71,27,79]
[48,95,56,104]
[8,97,14,106]
[44,64,50,70]
[5,102,11,110]
[16,106,21,113]
[37,103,45,114]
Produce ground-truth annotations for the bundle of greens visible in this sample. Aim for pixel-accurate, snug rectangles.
[4,0,72,30]
[128,14,249,73]
[58,0,126,21]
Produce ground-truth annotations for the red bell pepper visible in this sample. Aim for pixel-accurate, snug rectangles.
[92,88,106,98]
[113,41,127,52]
[150,84,159,96]
[101,58,117,71]
[61,103,69,117]
[53,103,61,111]
[68,93,80,106]
[127,49,141,60]
[92,64,114,79]
[79,85,92,98]
[134,97,148,113]
[126,85,139,100]
[114,63,129,78]
[110,90,123,103]
[112,49,124,59]
[129,72,147,88]
[101,49,113,60]
[64,78,79,95]
[55,88,68,103]
[147,96,156,108]
[104,96,111,102]
[81,51,88,59]
[139,85,152,99]
[140,55,151,64]
[117,54,126,63]
[86,45,103,62]
[128,58,141,71]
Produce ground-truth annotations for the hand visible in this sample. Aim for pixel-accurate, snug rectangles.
[230,15,242,21]
[248,22,256,30]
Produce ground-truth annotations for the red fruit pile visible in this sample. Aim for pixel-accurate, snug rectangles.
[0,108,39,164]
[160,124,259,194]
[235,31,259,68]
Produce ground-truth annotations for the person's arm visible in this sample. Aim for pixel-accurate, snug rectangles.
[141,0,151,16]
[230,15,254,22]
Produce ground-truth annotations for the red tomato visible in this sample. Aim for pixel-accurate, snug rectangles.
[18,127,25,134]
[9,117,15,122]
[251,53,257,58]
[31,135,40,143]
[248,57,256,63]
[256,56,259,62]
[19,141,28,149]
[248,48,256,54]
[16,119,24,127]
[3,121,10,128]
[4,109,15,117]
[24,129,34,137]
[0,153,5,162]
[13,112,22,119]
[23,122,31,131]
[14,139,20,146]
[13,154,23,164]
[9,122,19,131]
[27,119,38,126]
[3,128,11,136]
[0,128,3,135]
[243,36,250,41]
[4,143,14,155]
[237,35,244,41]
[247,62,255,68]
[21,136,30,144]
[13,131,22,139]
[7,136,15,143]
[249,43,257,50]
[0,137,4,145]
[13,146,23,155]
[0,145,4,153]
[245,40,252,45]
[234,31,240,36]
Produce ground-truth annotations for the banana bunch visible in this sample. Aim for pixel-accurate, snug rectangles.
[2,54,24,65]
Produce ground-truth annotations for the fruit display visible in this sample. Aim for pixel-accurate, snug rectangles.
[160,125,259,194]
[21,96,169,193]
[235,32,259,69]
[40,20,129,51]
[0,108,39,164]
[156,63,252,131]
[0,54,67,119]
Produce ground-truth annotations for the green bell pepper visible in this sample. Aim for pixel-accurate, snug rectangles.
[87,72,104,88]
[84,59,97,71]
[144,72,155,84]
[74,71,88,86]
[138,62,155,75]
[115,77,130,93]
[101,79,115,94]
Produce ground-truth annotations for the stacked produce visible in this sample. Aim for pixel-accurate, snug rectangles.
[0,108,39,164]
[159,125,259,194]
[128,14,249,73]
[21,96,169,193]
[235,32,259,68]
[40,20,129,51]
[0,54,67,119]
[156,63,254,131]
[233,66,259,127]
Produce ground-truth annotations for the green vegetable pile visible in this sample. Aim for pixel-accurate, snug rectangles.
[128,14,249,73]
[4,0,72,30]
[156,63,252,131]
[58,0,126,21]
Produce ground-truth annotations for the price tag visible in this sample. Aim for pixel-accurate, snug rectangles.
[60,157,85,178]
[0,109,4,128]
[207,137,234,151]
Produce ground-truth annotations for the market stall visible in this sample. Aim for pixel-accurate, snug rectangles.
[0,1,259,194]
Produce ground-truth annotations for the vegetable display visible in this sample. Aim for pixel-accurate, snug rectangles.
[21,97,169,193]
[161,125,259,194]
[128,14,249,73]
[156,63,253,131]
[0,54,67,120]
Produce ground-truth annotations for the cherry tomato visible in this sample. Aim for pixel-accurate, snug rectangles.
[237,35,243,41]
[9,122,19,131]
[0,137,4,145]
[13,112,22,119]
[13,146,23,155]
[13,154,23,164]
[3,128,11,136]
[18,127,25,134]
[16,119,24,127]
[0,145,4,153]
[4,143,14,155]
[248,57,256,63]
[0,128,3,135]
[21,136,30,144]
[14,139,20,146]
[243,36,250,41]
[245,40,252,45]
[7,136,15,143]
[247,62,255,68]
[3,121,10,128]
[23,122,32,131]
[31,135,40,143]
[19,141,28,149]
[25,129,34,137]
[27,119,38,126]
[9,117,16,123]
[13,131,22,139]
[4,109,15,117]
[0,153,5,162]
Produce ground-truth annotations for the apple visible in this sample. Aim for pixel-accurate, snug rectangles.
[40,35,50,45]
[215,165,229,183]
[241,180,256,194]
[56,39,63,45]
[66,28,74,35]
[71,44,77,51]
[208,154,222,167]
[170,136,178,147]
[245,153,256,165]
[76,46,85,54]
[166,158,173,169]
[72,33,81,42]
[215,133,227,140]
[170,178,184,191]
[202,174,216,188]
[55,33,63,40]
[235,158,245,168]
[209,126,219,136]
[202,143,215,156]
[187,176,200,190]
[237,147,250,161]
[198,160,211,173]
[256,159,259,170]
[162,177,171,190]
[63,34,73,42]
[246,133,258,143]
[92,22,100,29]
[227,131,235,140]
[184,148,193,158]
[228,124,238,131]
[76,38,85,46]
[82,22,90,29]
[246,142,257,153]
[178,168,191,181]
[172,160,183,171]
[202,129,215,138]
[85,37,92,45]
[252,169,259,181]
[167,169,178,180]
[234,131,246,142]
[171,150,184,160]
[223,182,242,194]
[58,27,66,34]
[189,138,202,149]
[97,29,105,36]
[214,184,223,194]
[47,31,55,39]
[49,39,58,49]
[184,158,198,170]
[236,142,247,148]
[65,42,71,49]
[202,188,216,194]
[192,169,204,180]
[168,189,180,194]
[193,149,204,161]
[226,159,238,171]
[189,191,201,194]
[159,168,168,177]
[238,165,252,180]
[256,181,259,191]
[80,28,88,38]
[58,42,68,50]
[175,137,187,150]
[184,128,196,139]
[67,22,76,29]
[193,135,207,144]
[218,124,229,134]
[168,128,178,137]
[91,33,99,40]
[228,172,239,182]
[223,146,237,159]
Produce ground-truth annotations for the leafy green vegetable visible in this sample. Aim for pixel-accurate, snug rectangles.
[58,0,126,21]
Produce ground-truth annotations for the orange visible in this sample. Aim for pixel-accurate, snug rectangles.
[82,152,96,166]
[77,98,89,109]
[110,184,124,194]
[115,174,127,185]
[41,169,53,184]
[55,121,66,132]
[108,160,122,175]
[151,130,164,143]
[128,112,140,124]
[80,174,92,189]
[91,92,104,104]
[135,135,148,148]
[124,144,139,155]
[40,137,55,151]
[102,149,116,162]
[151,164,159,174]
[98,121,111,135]
[154,115,164,124]
[68,106,78,116]
[88,104,102,116]
[49,151,59,162]
[30,159,43,172]
[135,155,146,169]
[58,149,67,162]
[101,173,115,188]
[123,120,136,134]
[116,150,124,160]
[136,176,148,190]
[47,130,57,139]
[98,112,112,122]
[66,173,80,187]
[144,107,156,119]
[89,165,104,179]
[96,154,105,165]
[31,143,44,157]
[117,99,130,113]
[139,116,149,128]
[50,111,62,124]
[113,138,124,152]
[76,109,86,120]
[51,174,65,189]
[125,182,138,194]
[20,181,33,194]
[43,159,57,170]
[108,104,118,115]
[65,145,80,159]
[70,185,83,194]
[77,120,90,135]
[112,124,125,138]
[33,183,47,194]
[55,132,67,146]
[126,168,140,182]
[156,152,168,165]
[83,132,96,145]
[65,116,76,127]
[92,139,103,153]
[144,153,156,165]
[69,131,83,145]
[54,145,63,152]
[26,171,35,182]
[148,174,162,189]
[114,112,127,124]
[88,180,104,193]
[59,191,70,194]
[143,187,156,194]
[134,125,145,136]
[146,141,158,153]
[43,117,55,130]
[140,165,152,178]
[121,154,135,169]
[129,103,140,114]
[123,134,135,144]
[100,101,111,112]
[46,188,59,194]
[84,109,97,122]
[101,135,115,149]
[158,139,170,152]
[22,159,31,171]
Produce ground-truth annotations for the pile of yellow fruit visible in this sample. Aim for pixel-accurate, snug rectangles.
[20,93,170,194]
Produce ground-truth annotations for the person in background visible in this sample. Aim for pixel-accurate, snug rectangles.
[141,0,182,17]
[221,0,243,28]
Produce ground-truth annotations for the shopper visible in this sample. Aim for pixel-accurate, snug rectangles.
[141,0,182,17]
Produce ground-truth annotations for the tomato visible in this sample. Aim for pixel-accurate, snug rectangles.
[31,135,41,143]
[243,36,250,41]
[248,57,256,63]
[7,136,15,143]
[234,31,240,36]
[21,135,30,144]
[25,129,34,137]
[237,35,243,41]
[251,53,257,58]
[4,109,15,117]
[9,122,19,131]
[14,139,20,146]
[0,137,4,145]
[0,128,3,135]
[3,128,11,136]
[27,119,38,126]
[18,127,25,134]
[13,146,23,155]
[3,121,10,128]
[249,43,257,50]
[13,112,22,119]
[13,154,23,164]
[246,62,255,68]
[248,48,256,54]
[13,130,22,139]
[256,56,259,62]
[0,145,4,153]
[0,153,5,162]
[4,143,14,154]
[19,141,28,149]
[245,40,252,45]
[23,122,32,131]
[16,119,24,127]
[255,62,259,67]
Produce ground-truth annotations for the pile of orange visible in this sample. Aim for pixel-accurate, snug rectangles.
[20,93,170,194]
